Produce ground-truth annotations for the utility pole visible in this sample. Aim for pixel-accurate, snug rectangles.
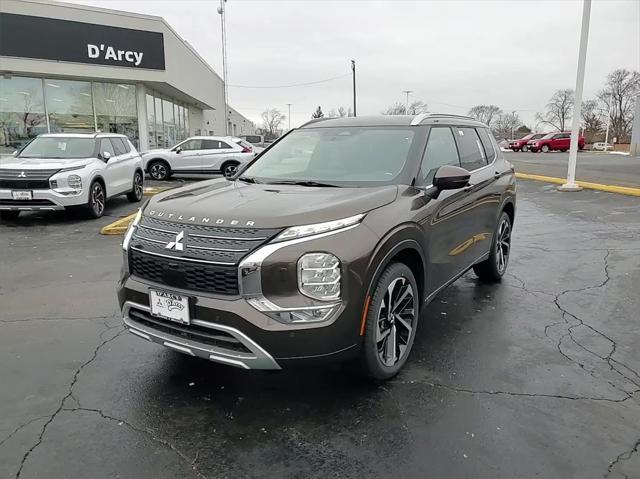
[351,60,356,117]
[559,0,591,192]
[403,90,413,114]
[603,92,612,148]
[286,103,292,131]
[217,0,229,135]
[511,110,516,140]
[631,94,640,157]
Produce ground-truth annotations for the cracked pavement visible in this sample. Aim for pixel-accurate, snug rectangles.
[1,180,639,478]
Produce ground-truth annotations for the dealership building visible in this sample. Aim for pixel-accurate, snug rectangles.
[0,0,256,155]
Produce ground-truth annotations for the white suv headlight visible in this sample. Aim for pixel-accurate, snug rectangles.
[298,252,341,301]
[275,214,364,242]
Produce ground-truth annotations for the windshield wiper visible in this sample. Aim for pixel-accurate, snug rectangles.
[237,176,260,184]
[267,180,341,187]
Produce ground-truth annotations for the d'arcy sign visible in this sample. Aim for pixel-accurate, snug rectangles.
[0,13,165,70]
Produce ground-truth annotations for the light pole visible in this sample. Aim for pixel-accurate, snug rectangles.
[511,110,516,140]
[403,90,413,114]
[217,0,229,135]
[559,0,591,192]
[351,60,356,117]
[286,103,292,130]
[603,92,612,149]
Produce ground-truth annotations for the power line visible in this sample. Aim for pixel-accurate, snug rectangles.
[228,73,350,89]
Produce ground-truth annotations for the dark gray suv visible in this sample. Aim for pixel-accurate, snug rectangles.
[118,113,516,379]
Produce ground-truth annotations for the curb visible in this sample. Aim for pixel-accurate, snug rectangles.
[100,212,138,235]
[515,173,640,197]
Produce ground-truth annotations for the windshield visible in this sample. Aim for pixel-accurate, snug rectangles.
[18,137,96,159]
[240,127,418,186]
[541,133,556,139]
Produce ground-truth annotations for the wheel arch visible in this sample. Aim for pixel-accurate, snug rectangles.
[146,157,170,173]
[90,174,107,198]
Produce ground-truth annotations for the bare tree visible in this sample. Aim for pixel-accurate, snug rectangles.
[311,106,324,119]
[467,105,502,128]
[260,108,286,140]
[493,112,522,140]
[536,89,574,131]
[581,99,604,143]
[382,101,428,115]
[326,108,338,118]
[337,106,347,118]
[597,69,640,143]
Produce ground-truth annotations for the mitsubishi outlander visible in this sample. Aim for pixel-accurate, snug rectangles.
[118,114,516,379]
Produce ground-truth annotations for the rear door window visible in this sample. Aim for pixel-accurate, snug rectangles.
[476,128,495,161]
[201,140,233,150]
[454,127,487,171]
[420,127,460,185]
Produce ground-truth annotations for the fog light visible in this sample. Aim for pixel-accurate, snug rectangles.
[298,253,341,301]
[246,297,337,324]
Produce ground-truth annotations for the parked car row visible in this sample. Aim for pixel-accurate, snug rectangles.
[508,132,585,153]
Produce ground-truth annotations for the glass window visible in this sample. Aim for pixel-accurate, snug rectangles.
[183,107,189,137]
[420,127,460,184]
[179,139,202,151]
[243,135,262,144]
[45,79,94,134]
[477,128,495,160]
[99,138,115,158]
[110,137,127,155]
[154,96,163,147]
[242,127,418,186]
[455,127,487,171]
[146,94,156,149]
[93,82,138,148]
[162,99,175,147]
[0,77,47,154]
[19,136,95,159]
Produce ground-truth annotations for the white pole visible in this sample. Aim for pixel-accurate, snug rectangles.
[218,0,229,136]
[559,0,591,192]
[403,90,412,113]
[603,93,612,149]
[286,103,291,130]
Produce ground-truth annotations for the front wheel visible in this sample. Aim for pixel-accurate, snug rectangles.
[473,211,512,282]
[521,145,529,152]
[86,181,106,219]
[148,160,170,181]
[221,161,240,178]
[127,171,144,202]
[541,145,550,153]
[359,262,419,380]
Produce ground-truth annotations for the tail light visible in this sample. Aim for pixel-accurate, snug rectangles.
[241,146,252,153]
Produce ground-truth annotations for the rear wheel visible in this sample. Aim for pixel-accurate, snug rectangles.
[541,145,550,153]
[127,171,144,202]
[521,145,529,152]
[473,212,512,282]
[0,211,20,221]
[221,161,240,178]
[86,181,106,219]
[359,262,419,380]
[148,160,170,180]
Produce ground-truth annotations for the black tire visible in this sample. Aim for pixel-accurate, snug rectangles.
[521,145,529,152]
[221,161,240,178]
[148,160,170,180]
[0,211,20,221]
[86,181,106,219]
[126,171,144,202]
[359,262,419,380]
[473,211,512,282]
[541,145,550,153]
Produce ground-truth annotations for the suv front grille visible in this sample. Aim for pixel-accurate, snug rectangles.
[0,169,59,190]
[0,179,51,189]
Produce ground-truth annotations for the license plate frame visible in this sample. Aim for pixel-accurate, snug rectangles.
[11,190,33,200]
[149,289,191,325]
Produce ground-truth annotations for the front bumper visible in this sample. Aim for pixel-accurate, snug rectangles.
[0,188,88,211]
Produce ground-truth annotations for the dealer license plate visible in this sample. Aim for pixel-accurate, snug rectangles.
[149,289,190,325]
[12,190,32,200]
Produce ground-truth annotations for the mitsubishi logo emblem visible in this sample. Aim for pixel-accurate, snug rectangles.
[165,231,185,251]
[18,171,26,178]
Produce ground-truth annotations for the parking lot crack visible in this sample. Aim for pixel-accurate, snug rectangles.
[60,407,207,479]
[0,415,50,449]
[14,326,125,478]
[606,437,640,478]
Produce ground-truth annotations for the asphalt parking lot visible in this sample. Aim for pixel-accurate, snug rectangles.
[508,151,640,188]
[1,179,639,479]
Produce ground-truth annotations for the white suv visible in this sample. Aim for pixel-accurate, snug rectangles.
[0,133,143,220]
[141,136,255,180]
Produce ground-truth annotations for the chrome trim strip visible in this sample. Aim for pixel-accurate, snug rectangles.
[122,301,281,370]
[247,296,340,313]
[138,224,177,235]
[129,246,236,266]
[188,244,249,253]
[189,232,267,241]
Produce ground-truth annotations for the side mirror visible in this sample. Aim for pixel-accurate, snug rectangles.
[174,146,182,154]
[102,151,112,161]
[433,165,471,191]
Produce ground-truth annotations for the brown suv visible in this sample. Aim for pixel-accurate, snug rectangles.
[118,114,516,379]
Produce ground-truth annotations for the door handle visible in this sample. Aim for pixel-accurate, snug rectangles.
[494,172,502,180]
[463,184,475,192]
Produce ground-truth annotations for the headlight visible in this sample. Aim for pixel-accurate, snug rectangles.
[123,209,143,252]
[68,175,82,190]
[275,214,365,242]
[298,253,341,301]
[50,174,83,195]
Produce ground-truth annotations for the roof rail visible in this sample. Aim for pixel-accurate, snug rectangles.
[411,112,476,125]
[298,117,335,128]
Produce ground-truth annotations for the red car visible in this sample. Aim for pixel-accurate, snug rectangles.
[528,132,585,153]
[508,133,546,152]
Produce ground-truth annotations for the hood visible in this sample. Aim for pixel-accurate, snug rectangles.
[144,178,398,229]
[0,157,92,170]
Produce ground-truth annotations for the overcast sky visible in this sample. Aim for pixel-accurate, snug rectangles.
[67,0,639,130]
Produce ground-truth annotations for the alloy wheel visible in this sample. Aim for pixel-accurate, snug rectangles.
[134,173,143,200]
[495,217,511,274]
[150,163,167,180]
[91,183,105,216]
[376,277,416,367]
[223,164,238,178]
